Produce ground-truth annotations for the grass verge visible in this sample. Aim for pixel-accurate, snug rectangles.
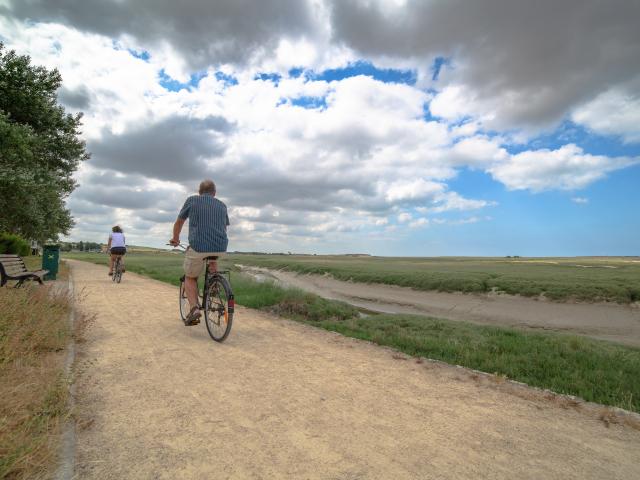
[0,280,71,479]
[312,314,640,413]
[65,253,640,413]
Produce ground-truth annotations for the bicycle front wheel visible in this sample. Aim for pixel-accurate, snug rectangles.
[204,275,234,342]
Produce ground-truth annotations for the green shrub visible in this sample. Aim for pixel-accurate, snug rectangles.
[0,232,30,256]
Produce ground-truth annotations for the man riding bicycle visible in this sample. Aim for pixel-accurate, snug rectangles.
[170,179,229,325]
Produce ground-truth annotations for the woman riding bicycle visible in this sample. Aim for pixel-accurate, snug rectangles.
[107,225,127,276]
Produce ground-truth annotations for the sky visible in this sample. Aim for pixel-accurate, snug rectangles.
[1,0,639,256]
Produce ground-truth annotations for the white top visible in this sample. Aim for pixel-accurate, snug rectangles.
[109,232,126,248]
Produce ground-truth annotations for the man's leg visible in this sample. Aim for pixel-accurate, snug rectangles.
[109,254,114,274]
[185,276,199,309]
[182,250,205,324]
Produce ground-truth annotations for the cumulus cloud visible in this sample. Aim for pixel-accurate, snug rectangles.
[385,179,444,203]
[2,2,638,251]
[572,89,640,144]
[5,0,320,72]
[90,115,232,181]
[489,145,638,192]
[330,0,640,131]
[58,85,91,110]
[409,217,428,229]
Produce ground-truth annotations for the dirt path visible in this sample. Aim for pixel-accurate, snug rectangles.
[68,260,640,479]
[239,266,640,347]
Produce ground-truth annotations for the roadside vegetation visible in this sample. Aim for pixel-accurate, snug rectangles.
[231,254,640,303]
[316,315,640,412]
[66,252,640,413]
[0,263,71,479]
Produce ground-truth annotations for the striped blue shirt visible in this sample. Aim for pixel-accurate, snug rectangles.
[178,194,230,252]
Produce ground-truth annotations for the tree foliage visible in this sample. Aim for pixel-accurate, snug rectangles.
[0,43,89,242]
[0,232,30,256]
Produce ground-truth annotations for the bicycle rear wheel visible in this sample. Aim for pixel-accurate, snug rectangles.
[179,276,190,322]
[204,275,234,342]
[117,258,124,283]
[112,258,119,282]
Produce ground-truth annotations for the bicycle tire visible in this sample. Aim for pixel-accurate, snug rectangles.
[116,258,123,283]
[203,274,234,342]
[179,276,190,322]
[112,258,119,283]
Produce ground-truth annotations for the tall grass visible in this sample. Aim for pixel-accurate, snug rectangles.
[0,282,71,479]
[231,254,640,303]
[315,314,640,412]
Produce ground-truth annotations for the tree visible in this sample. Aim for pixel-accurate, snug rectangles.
[0,43,89,242]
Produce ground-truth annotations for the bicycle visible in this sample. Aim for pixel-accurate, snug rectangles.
[112,255,124,283]
[169,244,235,342]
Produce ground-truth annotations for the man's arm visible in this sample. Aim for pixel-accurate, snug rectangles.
[170,197,191,246]
[170,218,186,246]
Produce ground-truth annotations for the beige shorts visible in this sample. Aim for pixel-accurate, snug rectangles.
[183,248,225,278]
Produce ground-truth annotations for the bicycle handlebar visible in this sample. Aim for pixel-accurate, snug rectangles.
[166,243,188,250]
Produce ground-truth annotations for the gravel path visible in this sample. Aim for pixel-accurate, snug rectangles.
[69,260,640,479]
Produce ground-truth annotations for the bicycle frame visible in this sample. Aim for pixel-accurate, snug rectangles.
[170,243,233,307]
[200,268,232,304]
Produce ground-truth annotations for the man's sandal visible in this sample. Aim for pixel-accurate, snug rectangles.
[184,306,202,326]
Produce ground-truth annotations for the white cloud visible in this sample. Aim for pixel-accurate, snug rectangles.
[329,0,640,133]
[449,136,509,167]
[571,197,589,204]
[409,217,429,228]
[397,212,412,223]
[2,8,638,251]
[429,85,473,121]
[431,216,491,226]
[572,89,640,144]
[489,144,638,192]
[385,179,444,202]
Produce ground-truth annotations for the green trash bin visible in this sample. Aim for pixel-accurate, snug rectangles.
[42,244,60,281]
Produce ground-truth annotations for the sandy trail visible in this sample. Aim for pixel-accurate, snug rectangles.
[240,266,640,347]
[69,260,640,479]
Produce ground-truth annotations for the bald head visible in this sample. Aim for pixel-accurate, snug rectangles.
[199,179,216,196]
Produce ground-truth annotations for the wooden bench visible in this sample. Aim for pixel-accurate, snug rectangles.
[0,254,49,287]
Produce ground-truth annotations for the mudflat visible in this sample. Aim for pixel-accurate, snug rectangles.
[69,260,640,479]
[241,266,640,347]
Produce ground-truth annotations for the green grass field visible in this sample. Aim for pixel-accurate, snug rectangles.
[64,251,640,413]
[230,254,640,303]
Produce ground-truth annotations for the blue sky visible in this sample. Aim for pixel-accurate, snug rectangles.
[3,0,638,256]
